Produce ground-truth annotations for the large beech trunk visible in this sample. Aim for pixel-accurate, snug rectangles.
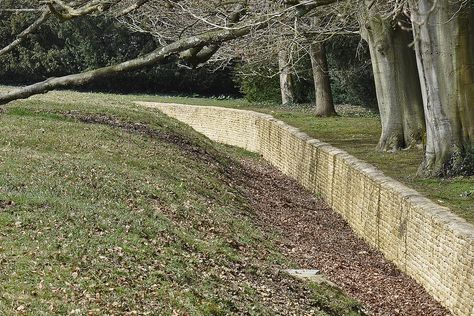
[278,50,295,105]
[362,12,425,151]
[410,0,474,176]
[309,42,336,116]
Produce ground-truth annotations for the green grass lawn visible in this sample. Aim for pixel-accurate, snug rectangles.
[1,86,471,222]
[0,90,363,315]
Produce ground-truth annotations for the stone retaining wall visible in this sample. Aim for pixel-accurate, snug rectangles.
[136,102,474,316]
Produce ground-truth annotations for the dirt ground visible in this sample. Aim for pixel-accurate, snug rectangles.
[228,158,450,316]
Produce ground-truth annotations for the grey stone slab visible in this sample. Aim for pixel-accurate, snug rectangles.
[284,269,336,287]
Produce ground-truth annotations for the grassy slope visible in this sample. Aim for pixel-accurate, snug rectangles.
[0,93,362,314]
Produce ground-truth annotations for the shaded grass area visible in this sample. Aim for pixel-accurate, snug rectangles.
[0,96,363,314]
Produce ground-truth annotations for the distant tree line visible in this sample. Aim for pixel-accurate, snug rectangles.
[0,14,238,96]
[236,35,376,107]
[0,11,374,103]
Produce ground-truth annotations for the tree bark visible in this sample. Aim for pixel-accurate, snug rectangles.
[309,42,336,116]
[409,0,474,176]
[362,12,425,151]
[278,49,296,105]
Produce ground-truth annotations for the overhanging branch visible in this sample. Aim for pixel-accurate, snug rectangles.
[0,21,257,105]
[0,10,51,56]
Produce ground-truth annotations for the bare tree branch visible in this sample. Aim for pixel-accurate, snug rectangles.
[0,0,151,57]
[0,0,354,104]
[43,0,114,20]
[0,9,51,56]
[0,8,43,12]
[115,0,151,17]
[0,16,259,105]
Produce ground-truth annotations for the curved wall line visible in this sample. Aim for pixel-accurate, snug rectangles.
[136,101,474,316]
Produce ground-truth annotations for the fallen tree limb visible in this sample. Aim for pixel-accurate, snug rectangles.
[0,0,339,105]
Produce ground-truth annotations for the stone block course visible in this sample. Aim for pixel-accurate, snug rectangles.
[137,102,474,316]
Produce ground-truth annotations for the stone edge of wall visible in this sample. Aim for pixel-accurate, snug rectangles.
[270,111,471,230]
[136,101,474,316]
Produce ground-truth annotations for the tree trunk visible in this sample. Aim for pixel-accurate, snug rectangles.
[362,12,425,151]
[278,50,295,105]
[309,42,336,116]
[409,0,474,177]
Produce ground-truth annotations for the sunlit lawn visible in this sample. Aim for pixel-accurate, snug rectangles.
[0,88,363,314]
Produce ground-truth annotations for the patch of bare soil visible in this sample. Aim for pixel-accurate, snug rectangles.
[0,199,14,210]
[227,158,450,316]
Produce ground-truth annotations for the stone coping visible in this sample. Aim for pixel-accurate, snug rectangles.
[136,101,474,316]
